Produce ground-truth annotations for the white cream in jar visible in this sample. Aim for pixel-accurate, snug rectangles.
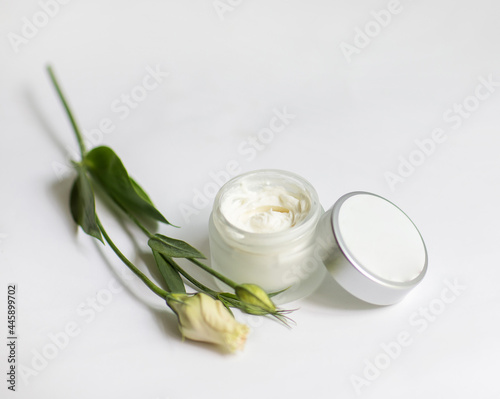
[220,184,310,234]
[209,170,326,304]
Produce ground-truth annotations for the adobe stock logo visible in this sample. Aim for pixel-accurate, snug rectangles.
[213,0,243,21]
[350,278,466,395]
[384,74,500,191]
[178,107,296,223]
[7,0,73,54]
[19,275,132,385]
[51,64,169,182]
[339,0,403,63]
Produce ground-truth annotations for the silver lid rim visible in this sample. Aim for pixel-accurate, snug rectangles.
[325,191,428,305]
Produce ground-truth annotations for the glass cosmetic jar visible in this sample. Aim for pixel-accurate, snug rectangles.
[209,169,428,305]
[208,169,327,303]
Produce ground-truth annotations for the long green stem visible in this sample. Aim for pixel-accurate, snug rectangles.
[163,255,218,297]
[121,207,153,238]
[187,258,238,289]
[122,208,240,289]
[96,217,168,300]
[47,65,87,158]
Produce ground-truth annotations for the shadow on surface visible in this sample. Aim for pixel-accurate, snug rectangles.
[304,274,380,311]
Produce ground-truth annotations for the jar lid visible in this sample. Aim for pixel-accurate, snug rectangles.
[317,192,428,305]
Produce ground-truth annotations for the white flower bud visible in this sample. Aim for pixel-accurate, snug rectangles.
[167,293,249,353]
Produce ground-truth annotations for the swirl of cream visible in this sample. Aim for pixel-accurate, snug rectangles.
[221,183,310,233]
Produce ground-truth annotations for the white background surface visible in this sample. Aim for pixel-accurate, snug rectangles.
[2,0,500,398]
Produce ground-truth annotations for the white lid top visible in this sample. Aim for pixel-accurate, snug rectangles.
[318,192,428,305]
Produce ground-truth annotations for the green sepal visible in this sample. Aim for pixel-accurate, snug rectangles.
[69,165,103,243]
[217,293,267,315]
[148,234,205,259]
[218,294,295,327]
[268,287,290,298]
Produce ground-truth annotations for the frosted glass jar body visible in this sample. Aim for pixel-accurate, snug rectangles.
[208,170,326,304]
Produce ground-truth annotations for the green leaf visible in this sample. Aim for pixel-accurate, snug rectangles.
[130,177,153,205]
[152,251,186,293]
[83,146,170,224]
[69,167,103,243]
[148,234,206,259]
